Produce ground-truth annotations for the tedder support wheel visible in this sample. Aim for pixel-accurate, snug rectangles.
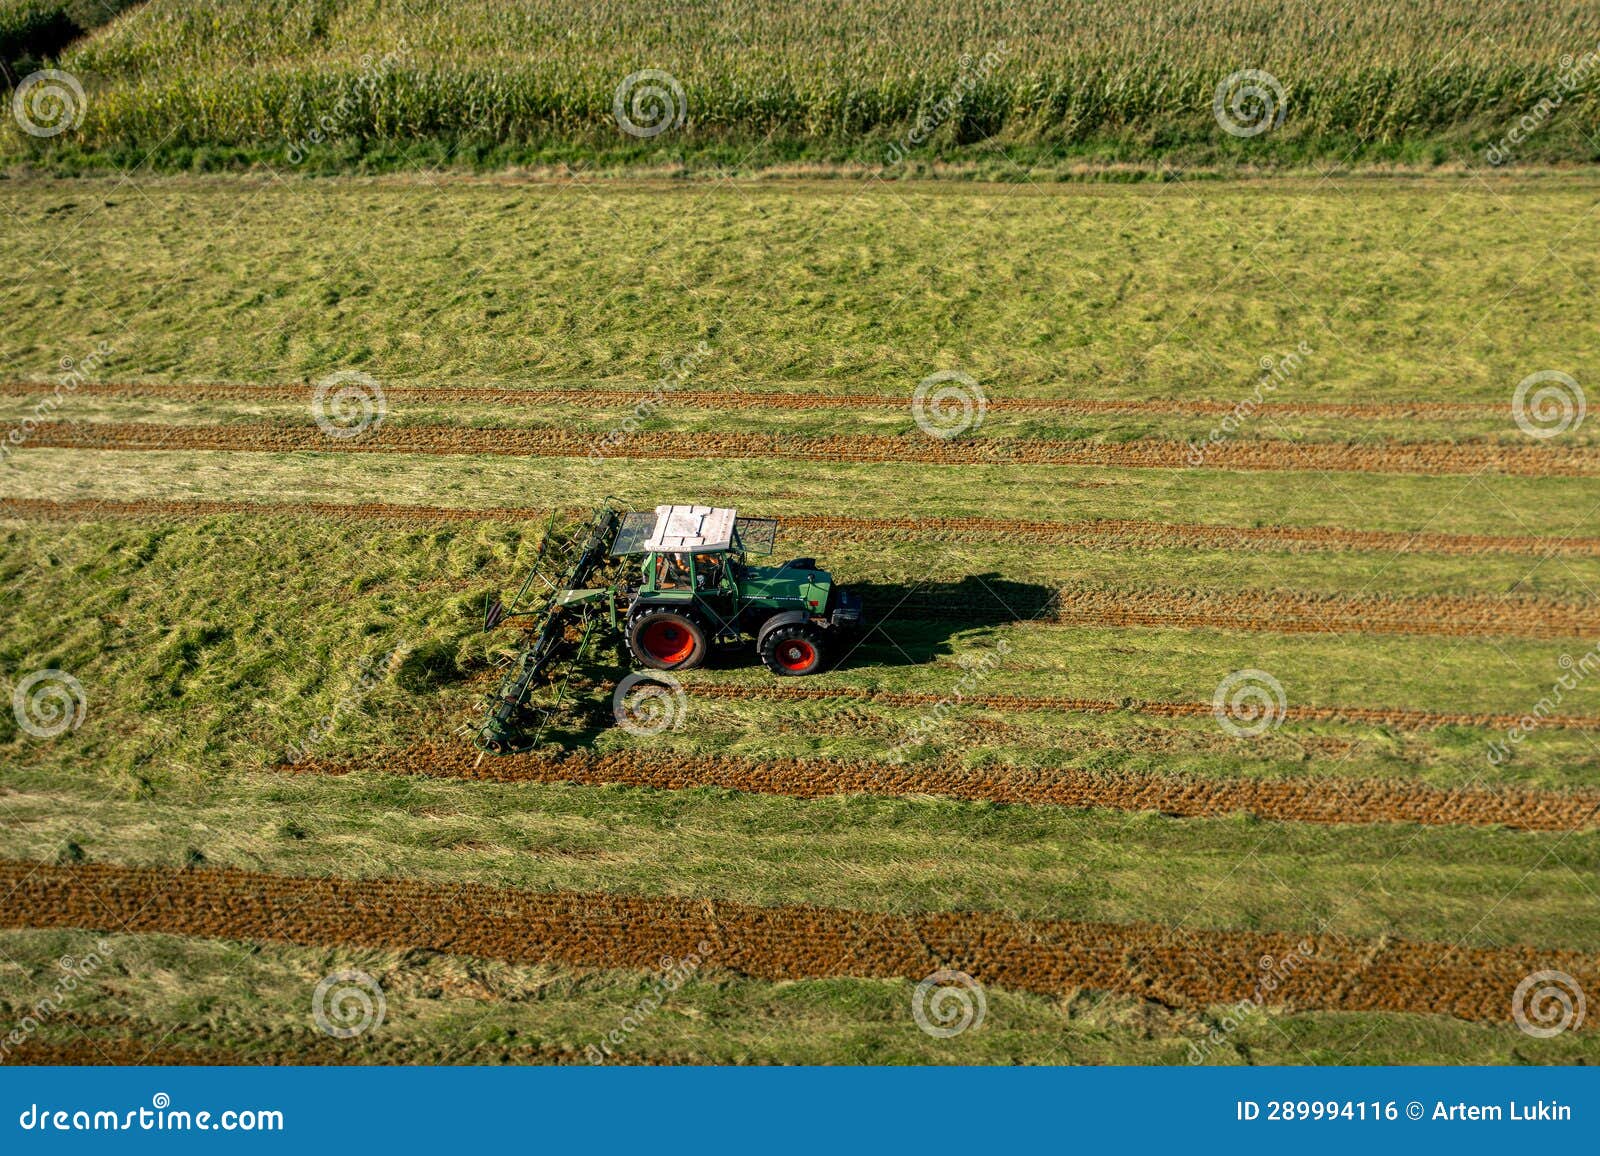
[627,607,708,671]
[759,624,828,677]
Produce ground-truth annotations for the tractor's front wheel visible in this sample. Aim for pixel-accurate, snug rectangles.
[759,623,828,676]
[627,607,708,671]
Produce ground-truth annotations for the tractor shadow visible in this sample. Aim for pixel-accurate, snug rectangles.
[827,573,1057,670]
[521,572,1055,746]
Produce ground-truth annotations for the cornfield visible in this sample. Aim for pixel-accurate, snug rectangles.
[9,0,1600,168]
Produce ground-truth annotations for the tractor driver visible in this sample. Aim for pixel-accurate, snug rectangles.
[658,552,691,589]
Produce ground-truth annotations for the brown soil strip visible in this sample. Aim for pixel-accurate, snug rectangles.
[1035,588,1600,641]
[685,683,1600,733]
[884,585,1600,641]
[17,422,1595,477]
[0,381,1503,419]
[7,497,1598,559]
[298,743,1600,832]
[1,861,1592,1026]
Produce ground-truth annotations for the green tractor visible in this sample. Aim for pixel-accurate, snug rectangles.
[473,503,861,753]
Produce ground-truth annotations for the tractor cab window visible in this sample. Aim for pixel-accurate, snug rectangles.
[693,553,724,591]
[657,552,691,589]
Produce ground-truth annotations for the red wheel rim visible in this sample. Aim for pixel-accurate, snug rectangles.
[639,619,696,664]
[777,639,816,672]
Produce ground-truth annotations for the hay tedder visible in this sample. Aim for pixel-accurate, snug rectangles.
[472,502,862,754]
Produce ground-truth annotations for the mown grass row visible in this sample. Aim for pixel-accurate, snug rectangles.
[8,929,1590,1064]
[4,513,1598,789]
[4,179,1596,403]
[9,0,1600,169]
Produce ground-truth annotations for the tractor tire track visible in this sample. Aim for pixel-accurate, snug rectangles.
[8,498,1600,559]
[2,861,1592,1027]
[298,743,1600,832]
[0,381,1505,419]
[684,683,1600,733]
[17,422,1598,477]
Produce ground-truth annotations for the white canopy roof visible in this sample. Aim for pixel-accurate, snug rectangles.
[640,505,737,552]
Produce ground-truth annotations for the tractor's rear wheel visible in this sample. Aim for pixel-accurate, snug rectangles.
[627,607,708,671]
[759,623,828,677]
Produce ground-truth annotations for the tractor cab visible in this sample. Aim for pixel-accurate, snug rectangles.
[610,504,861,674]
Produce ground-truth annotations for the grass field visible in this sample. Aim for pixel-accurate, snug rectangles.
[5,0,1600,172]
[3,4,1600,1070]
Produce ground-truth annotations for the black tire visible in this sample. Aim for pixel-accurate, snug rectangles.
[626,606,708,671]
[759,623,828,677]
